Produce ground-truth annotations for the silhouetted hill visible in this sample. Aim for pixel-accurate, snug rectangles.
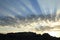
[0,32,60,40]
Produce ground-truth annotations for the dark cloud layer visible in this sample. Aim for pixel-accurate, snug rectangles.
[0,13,60,26]
[0,0,60,26]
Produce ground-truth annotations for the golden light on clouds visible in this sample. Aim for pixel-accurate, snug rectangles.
[0,17,60,37]
[57,10,60,15]
[0,0,60,38]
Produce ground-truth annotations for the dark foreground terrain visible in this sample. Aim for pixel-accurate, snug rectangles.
[0,32,60,40]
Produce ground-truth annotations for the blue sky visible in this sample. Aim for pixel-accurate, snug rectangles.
[0,0,60,26]
[0,0,59,17]
[0,0,60,36]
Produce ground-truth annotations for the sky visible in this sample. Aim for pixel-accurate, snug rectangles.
[0,0,60,37]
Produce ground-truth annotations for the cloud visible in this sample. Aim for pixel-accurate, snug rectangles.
[0,17,60,34]
[35,25,54,31]
[0,16,17,26]
[0,0,60,34]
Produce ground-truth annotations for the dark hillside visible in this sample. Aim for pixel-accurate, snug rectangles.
[0,32,60,40]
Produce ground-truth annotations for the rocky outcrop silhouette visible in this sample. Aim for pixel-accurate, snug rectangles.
[0,32,60,40]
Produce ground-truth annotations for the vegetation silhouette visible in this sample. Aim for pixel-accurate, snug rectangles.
[0,32,60,40]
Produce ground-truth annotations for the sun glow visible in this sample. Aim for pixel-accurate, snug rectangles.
[48,31,57,37]
[47,31,60,37]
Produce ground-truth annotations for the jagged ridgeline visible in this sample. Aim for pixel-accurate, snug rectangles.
[0,32,60,40]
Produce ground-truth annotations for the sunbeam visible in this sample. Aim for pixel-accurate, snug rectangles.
[0,0,60,37]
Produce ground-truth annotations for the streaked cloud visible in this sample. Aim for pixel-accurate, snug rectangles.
[0,0,60,37]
